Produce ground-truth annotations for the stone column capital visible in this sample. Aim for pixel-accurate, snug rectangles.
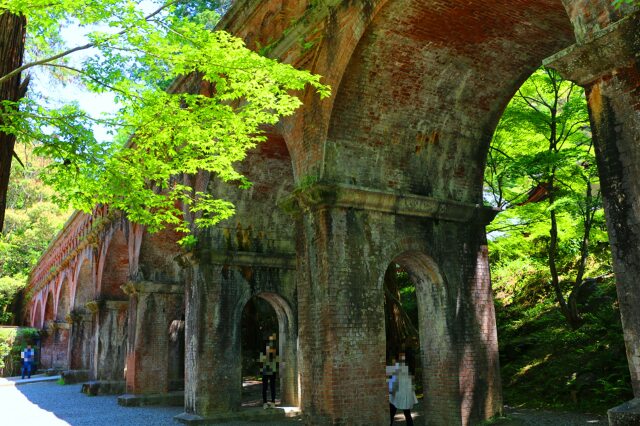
[544,12,640,86]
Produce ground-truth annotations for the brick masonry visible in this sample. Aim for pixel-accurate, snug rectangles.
[22,1,640,425]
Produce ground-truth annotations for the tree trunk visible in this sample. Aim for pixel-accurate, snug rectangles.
[0,11,27,233]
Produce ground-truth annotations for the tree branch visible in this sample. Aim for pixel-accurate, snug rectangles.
[0,1,177,85]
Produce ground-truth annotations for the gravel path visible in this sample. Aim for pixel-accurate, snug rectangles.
[0,380,609,425]
[0,381,183,425]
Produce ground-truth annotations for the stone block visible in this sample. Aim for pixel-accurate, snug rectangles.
[174,407,290,424]
[61,370,89,384]
[609,398,640,426]
[81,380,125,396]
[117,391,184,407]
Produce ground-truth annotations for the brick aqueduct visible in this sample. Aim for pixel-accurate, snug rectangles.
[23,1,640,425]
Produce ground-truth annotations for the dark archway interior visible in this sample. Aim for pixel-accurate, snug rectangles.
[168,314,185,391]
[240,295,280,408]
[384,263,421,375]
[241,296,279,378]
[384,260,423,423]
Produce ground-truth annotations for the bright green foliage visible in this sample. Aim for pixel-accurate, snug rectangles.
[0,327,39,376]
[485,67,607,328]
[0,1,330,242]
[485,68,629,410]
[0,145,70,324]
[496,279,631,410]
[613,0,640,7]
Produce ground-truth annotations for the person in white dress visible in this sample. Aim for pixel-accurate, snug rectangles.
[386,353,417,426]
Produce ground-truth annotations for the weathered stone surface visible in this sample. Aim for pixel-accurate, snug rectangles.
[23,1,640,425]
[174,407,289,425]
[118,391,184,407]
[61,369,89,384]
[609,398,640,426]
[81,380,125,396]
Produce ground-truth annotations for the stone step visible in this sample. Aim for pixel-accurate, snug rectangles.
[118,391,184,407]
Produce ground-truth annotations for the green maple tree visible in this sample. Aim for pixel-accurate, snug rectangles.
[485,67,609,329]
[0,0,330,240]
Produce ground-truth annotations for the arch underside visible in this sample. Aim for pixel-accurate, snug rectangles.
[326,0,575,203]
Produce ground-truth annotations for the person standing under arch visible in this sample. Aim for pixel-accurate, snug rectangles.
[260,334,279,409]
[387,353,417,426]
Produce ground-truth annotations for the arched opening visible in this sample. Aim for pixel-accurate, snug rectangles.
[70,257,94,370]
[94,228,129,381]
[384,263,422,418]
[168,314,185,391]
[74,257,94,311]
[125,226,186,395]
[482,66,629,408]
[382,251,447,425]
[56,274,71,321]
[41,285,69,370]
[52,275,73,370]
[240,295,279,407]
[32,300,43,329]
[43,290,55,325]
[100,229,128,299]
[239,292,297,409]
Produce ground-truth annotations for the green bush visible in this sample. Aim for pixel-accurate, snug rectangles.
[497,279,632,412]
[0,327,40,377]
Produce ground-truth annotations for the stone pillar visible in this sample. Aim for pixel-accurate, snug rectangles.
[68,312,93,371]
[88,299,128,382]
[289,184,501,425]
[122,281,184,395]
[178,250,297,421]
[545,10,640,424]
[40,321,70,370]
[182,257,245,417]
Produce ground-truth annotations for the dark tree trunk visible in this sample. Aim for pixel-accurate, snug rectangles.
[384,265,404,363]
[0,11,27,233]
[384,265,418,363]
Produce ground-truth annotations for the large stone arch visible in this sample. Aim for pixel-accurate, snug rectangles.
[123,225,185,396]
[72,249,95,310]
[323,0,575,201]
[92,226,129,382]
[284,2,594,424]
[98,227,129,299]
[181,127,298,419]
[55,271,72,322]
[43,287,55,325]
[69,255,95,371]
[32,299,43,329]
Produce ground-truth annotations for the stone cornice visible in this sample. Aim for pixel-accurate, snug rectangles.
[121,281,184,296]
[544,12,640,85]
[279,183,500,226]
[202,250,296,270]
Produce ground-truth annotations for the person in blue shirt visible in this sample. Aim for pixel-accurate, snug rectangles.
[21,344,35,379]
